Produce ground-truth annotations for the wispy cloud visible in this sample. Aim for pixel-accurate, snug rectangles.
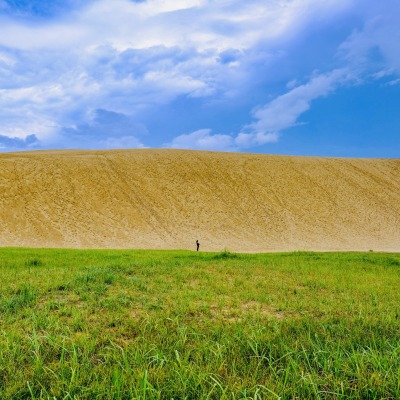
[339,0,400,76]
[235,69,353,148]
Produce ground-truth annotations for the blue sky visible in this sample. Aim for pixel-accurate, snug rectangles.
[0,0,399,156]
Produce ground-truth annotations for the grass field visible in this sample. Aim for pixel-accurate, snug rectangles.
[1,249,400,399]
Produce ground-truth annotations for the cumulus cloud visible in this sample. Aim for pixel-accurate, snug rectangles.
[0,0,399,152]
[168,127,278,152]
[168,129,237,152]
[0,0,355,51]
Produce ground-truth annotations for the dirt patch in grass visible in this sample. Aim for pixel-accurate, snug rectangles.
[39,292,83,310]
[129,308,143,320]
[241,301,285,319]
[185,279,200,289]
[209,300,287,322]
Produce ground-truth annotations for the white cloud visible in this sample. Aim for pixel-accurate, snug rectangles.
[0,71,101,141]
[339,0,400,76]
[0,51,16,66]
[0,0,356,51]
[234,131,279,149]
[387,78,400,87]
[143,69,214,99]
[246,69,351,133]
[135,0,206,16]
[168,129,238,152]
[96,135,146,150]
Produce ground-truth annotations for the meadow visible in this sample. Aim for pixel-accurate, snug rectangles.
[0,248,399,399]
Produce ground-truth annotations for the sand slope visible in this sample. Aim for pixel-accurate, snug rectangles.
[0,149,399,252]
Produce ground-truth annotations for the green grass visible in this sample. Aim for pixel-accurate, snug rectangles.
[0,248,400,399]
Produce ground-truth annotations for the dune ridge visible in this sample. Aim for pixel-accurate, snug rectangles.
[0,149,399,252]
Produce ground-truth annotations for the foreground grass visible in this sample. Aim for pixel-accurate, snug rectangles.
[0,249,400,399]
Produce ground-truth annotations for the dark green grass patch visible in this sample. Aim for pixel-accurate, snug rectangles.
[0,248,400,399]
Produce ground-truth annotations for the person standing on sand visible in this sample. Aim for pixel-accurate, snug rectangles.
[196,240,200,251]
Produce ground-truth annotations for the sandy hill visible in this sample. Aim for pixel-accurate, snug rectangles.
[0,149,399,252]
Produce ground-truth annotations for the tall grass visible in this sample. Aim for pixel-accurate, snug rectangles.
[0,249,399,399]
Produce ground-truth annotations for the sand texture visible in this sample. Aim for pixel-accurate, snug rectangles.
[0,149,399,252]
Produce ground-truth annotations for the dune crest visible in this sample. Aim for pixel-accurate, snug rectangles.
[1,149,399,252]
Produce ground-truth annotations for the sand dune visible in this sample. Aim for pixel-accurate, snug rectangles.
[0,149,399,252]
